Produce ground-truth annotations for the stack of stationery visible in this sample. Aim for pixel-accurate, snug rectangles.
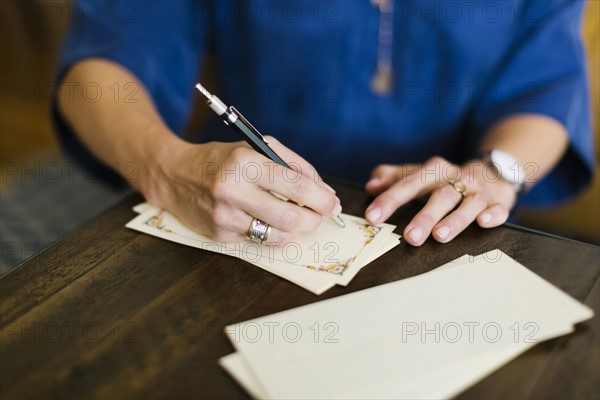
[219,250,594,399]
[126,203,400,294]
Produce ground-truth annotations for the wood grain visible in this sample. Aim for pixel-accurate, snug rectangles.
[1,184,598,399]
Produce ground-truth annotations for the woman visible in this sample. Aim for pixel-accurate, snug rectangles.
[55,0,593,246]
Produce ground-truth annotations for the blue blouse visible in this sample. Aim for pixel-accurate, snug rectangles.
[54,0,593,208]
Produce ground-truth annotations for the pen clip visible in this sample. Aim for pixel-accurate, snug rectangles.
[229,107,268,143]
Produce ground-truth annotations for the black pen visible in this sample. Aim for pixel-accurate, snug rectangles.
[195,83,345,228]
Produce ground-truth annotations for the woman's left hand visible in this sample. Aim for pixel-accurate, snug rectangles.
[364,156,519,246]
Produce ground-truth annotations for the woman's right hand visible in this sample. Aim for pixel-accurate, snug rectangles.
[142,136,342,245]
[57,60,339,244]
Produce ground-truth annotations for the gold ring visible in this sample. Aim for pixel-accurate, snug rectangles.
[447,179,467,197]
[247,218,271,245]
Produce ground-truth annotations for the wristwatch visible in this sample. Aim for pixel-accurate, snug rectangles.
[482,149,526,195]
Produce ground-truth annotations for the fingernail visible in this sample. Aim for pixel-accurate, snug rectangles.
[332,203,342,216]
[435,226,450,240]
[481,213,492,224]
[408,227,423,243]
[366,207,381,223]
[323,182,336,193]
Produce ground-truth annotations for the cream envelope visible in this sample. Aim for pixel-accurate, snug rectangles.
[219,352,270,399]
[223,250,593,399]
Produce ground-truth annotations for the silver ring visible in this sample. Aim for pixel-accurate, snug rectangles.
[247,218,271,245]
[447,179,467,197]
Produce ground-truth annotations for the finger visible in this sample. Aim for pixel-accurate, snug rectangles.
[174,200,249,243]
[258,163,341,218]
[364,159,446,224]
[202,177,320,241]
[219,145,340,218]
[202,204,294,246]
[264,135,335,193]
[369,164,402,183]
[432,193,489,243]
[240,189,323,234]
[365,176,395,195]
[369,164,421,181]
[366,165,399,195]
[366,164,420,195]
[239,212,294,247]
[477,203,510,228]
[365,178,420,224]
[403,183,464,246]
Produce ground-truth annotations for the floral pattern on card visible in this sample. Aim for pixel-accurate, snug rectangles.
[305,221,383,275]
[144,213,173,233]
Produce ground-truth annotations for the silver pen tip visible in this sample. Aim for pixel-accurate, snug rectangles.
[334,215,346,228]
[195,83,212,100]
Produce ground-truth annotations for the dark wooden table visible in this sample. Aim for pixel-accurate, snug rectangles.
[1,182,599,399]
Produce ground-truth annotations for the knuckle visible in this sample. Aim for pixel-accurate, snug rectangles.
[278,210,301,231]
[288,161,304,175]
[452,213,469,229]
[426,156,447,168]
[418,213,437,228]
[306,214,323,231]
[469,192,488,209]
[411,215,434,232]
[210,182,233,201]
[298,162,313,177]
[437,184,459,203]
[209,205,230,228]
[229,146,252,163]
[290,177,310,199]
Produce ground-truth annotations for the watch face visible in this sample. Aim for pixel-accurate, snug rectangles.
[490,149,525,185]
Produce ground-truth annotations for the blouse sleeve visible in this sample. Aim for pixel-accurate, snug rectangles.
[469,0,593,208]
[53,0,210,186]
